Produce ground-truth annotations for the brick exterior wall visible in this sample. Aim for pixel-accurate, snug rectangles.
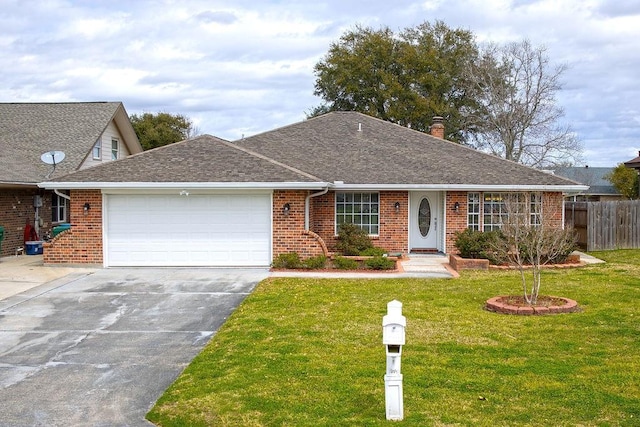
[377,191,409,253]
[43,189,103,264]
[309,190,409,255]
[543,192,564,227]
[445,191,468,254]
[40,188,566,265]
[0,189,53,257]
[272,190,326,259]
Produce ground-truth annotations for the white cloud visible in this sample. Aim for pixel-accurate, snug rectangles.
[1,0,638,165]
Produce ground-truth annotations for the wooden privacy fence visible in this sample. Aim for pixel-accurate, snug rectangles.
[565,201,640,251]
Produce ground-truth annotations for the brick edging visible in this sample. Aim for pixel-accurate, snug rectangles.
[301,230,329,257]
[485,295,579,315]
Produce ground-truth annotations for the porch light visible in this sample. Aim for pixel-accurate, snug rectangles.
[83,202,91,212]
[394,202,400,212]
[453,202,460,212]
[283,203,291,215]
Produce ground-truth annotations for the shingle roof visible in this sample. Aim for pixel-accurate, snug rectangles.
[49,135,322,184]
[42,111,585,191]
[235,111,579,187]
[552,167,618,196]
[0,102,136,184]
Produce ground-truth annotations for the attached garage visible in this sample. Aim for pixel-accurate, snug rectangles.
[104,193,271,267]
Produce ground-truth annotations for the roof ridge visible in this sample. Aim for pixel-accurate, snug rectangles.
[0,101,119,106]
[218,139,325,182]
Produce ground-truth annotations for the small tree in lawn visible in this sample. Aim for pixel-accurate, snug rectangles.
[492,193,577,305]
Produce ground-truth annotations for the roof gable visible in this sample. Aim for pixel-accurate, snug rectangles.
[0,102,142,185]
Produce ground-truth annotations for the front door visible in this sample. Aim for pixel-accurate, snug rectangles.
[409,192,442,251]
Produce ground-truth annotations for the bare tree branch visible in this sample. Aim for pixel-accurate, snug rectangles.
[463,40,583,167]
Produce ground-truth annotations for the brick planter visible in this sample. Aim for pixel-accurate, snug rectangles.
[451,253,584,273]
[485,295,579,315]
[449,254,489,271]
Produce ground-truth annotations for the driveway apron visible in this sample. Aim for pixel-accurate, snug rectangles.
[0,268,268,427]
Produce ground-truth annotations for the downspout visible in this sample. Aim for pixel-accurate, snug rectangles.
[54,189,71,201]
[305,187,330,231]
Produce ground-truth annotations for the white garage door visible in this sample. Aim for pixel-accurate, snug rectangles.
[105,194,271,267]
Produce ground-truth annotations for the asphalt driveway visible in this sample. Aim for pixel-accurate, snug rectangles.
[0,268,269,426]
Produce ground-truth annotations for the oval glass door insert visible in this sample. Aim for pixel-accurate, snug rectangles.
[418,198,431,237]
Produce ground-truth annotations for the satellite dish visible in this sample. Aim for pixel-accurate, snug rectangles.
[40,151,66,179]
[41,151,66,165]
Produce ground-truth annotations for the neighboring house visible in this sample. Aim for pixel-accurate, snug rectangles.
[624,151,640,198]
[0,102,143,257]
[39,112,587,267]
[551,166,621,201]
[624,151,640,172]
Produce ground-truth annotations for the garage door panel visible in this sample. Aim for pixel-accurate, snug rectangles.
[106,194,271,267]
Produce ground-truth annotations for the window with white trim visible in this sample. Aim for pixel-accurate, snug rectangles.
[471,192,543,231]
[93,140,101,159]
[51,192,68,223]
[483,193,508,231]
[111,138,119,160]
[530,192,542,226]
[467,192,480,230]
[335,192,379,235]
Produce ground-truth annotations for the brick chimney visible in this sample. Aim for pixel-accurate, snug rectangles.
[430,116,444,139]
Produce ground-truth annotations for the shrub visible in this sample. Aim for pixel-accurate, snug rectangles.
[514,227,577,265]
[302,255,327,270]
[360,247,387,257]
[454,229,503,263]
[335,223,373,256]
[272,252,302,269]
[332,255,359,270]
[364,255,396,270]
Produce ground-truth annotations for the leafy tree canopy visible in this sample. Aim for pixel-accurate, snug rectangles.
[312,21,479,142]
[605,163,639,199]
[130,112,198,151]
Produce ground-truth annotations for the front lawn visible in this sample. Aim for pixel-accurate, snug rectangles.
[147,250,639,426]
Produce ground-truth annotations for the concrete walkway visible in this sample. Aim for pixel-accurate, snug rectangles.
[1,251,603,301]
[0,253,455,304]
[0,255,97,302]
[574,251,606,264]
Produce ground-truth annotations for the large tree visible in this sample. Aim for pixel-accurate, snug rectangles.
[462,40,581,167]
[130,112,198,151]
[312,21,479,142]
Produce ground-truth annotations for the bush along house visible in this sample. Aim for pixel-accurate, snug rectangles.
[39,112,587,267]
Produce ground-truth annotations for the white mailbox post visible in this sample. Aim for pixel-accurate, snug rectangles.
[382,300,406,421]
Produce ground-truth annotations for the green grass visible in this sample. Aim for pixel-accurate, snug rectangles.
[147,250,640,426]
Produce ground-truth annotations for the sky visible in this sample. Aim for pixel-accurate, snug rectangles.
[1,0,639,167]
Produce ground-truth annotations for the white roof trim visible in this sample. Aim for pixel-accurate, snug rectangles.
[38,181,331,190]
[38,181,589,193]
[330,183,590,192]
